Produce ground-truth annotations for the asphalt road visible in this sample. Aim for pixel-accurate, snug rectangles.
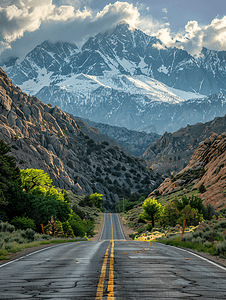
[0,213,226,299]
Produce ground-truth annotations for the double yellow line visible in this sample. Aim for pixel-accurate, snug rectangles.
[96,214,115,300]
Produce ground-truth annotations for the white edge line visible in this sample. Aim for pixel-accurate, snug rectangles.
[157,242,226,272]
[116,213,126,240]
[0,243,72,269]
[99,213,106,241]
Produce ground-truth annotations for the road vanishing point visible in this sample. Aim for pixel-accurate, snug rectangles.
[0,213,226,299]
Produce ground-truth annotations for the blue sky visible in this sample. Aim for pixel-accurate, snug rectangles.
[88,0,225,31]
[0,0,226,62]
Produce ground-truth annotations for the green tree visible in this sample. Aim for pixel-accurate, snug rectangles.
[160,202,180,227]
[173,195,206,216]
[69,213,86,237]
[30,186,72,225]
[140,197,163,227]
[62,221,75,238]
[11,216,36,230]
[44,217,64,237]
[89,193,104,209]
[20,169,52,192]
[177,204,203,226]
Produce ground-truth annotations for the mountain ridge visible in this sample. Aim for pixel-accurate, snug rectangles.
[2,21,226,134]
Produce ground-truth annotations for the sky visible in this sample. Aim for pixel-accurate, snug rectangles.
[0,0,226,63]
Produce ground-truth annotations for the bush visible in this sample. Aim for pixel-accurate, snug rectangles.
[72,205,85,220]
[199,183,206,193]
[69,215,85,237]
[0,221,15,233]
[214,220,226,229]
[216,241,226,256]
[21,228,35,241]
[181,233,193,242]
[62,221,75,238]
[44,217,64,237]
[193,230,203,238]
[11,216,36,230]
[204,241,212,248]
[102,141,109,146]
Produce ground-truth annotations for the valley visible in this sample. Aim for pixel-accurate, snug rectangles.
[0,18,226,299]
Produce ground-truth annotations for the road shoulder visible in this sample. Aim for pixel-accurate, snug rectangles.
[118,213,134,240]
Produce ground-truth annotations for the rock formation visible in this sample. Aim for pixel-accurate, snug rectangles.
[0,67,162,210]
[149,132,226,209]
[142,115,226,176]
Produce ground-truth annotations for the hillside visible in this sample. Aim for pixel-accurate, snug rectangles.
[149,132,226,210]
[142,112,226,176]
[80,118,160,156]
[0,67,162,210]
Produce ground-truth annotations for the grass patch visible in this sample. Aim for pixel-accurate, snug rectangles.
[0,238,85,260]
[158,237,217,256]
[156,184,199,206]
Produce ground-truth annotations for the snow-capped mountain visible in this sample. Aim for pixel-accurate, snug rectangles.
[2,22,226,134]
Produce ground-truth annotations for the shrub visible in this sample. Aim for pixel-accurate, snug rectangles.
[19,160,26,164]
[193,230,203,238]
[11,216,36,230]
[11,145,18,150]
[62,221,75,238]
[69,215,85,237]
[199,183,206,193]
[21,228,35,241]
[102,141,109,146]
[204,241,212,248]
[14,134,20,140]
[195,236,204,244]
[181,233,193,242]
[216,241,226,256]
[0,221,15,233]
[72,205,85,220]
[44,218,64,237]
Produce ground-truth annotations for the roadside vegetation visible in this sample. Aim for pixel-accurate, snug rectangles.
[0,140,104,260]
[0,221,85,260]
[120,177,226,259]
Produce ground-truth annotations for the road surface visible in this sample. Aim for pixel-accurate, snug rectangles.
[0,213,226,299]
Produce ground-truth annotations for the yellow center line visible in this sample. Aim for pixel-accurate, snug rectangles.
[95,214,115,300]
[95,242,111,300]
[107,214,115,299]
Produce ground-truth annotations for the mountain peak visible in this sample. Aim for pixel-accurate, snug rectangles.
[116,20,135,30]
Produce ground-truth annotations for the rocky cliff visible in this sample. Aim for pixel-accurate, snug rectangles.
[0,68,162,210]
[149,132,226,210]
[142,114,226,176]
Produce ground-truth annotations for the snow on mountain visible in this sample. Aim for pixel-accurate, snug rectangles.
[2,22,226,134]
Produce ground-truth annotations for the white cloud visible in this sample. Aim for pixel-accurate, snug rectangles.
[0,1,141,45]
[0,41,11,55]
[0,0,78,42]
[95,2,140,28]
[156,16,226,55]
[1,1,226,62]
[0,1,147,62]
